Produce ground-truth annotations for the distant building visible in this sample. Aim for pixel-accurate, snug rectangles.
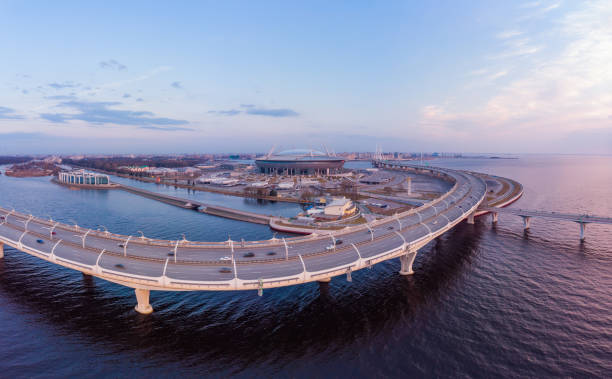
[256,149,345,175]
[324,197,356,217]
[58,170,110,186]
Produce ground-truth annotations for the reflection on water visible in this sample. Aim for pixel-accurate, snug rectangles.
[0,156,611,377]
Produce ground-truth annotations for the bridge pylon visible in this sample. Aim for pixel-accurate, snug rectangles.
[521,216,532,230]
[134,288,153,314]
[0,242,4,258]
[399,250,417,275]
[578,222,587,241]
[467,212,475,224]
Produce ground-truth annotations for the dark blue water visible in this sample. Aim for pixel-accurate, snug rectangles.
[0,156,610,377]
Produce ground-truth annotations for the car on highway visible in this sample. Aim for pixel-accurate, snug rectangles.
[335,239,343,245]
[325,245,335,251]
[243,252,255,258]
[267,251,276,256]
[219,267,232,273]
[36,239,44,244]
[115,263,125,269]
[220,256,231,261]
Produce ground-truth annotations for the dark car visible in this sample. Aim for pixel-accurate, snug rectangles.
[167,252,175,256]
[267,251,276,256]
[118,243,124,248]
[114,263,125,269]
[243,252,255,258]
[36,239,44,244]
[387,226,394,230]
[219,267,232,274]
[335,239,343,245]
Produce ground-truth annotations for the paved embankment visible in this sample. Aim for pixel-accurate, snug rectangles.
[118,184,273,224]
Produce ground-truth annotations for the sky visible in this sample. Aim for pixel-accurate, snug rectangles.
[0,0,611,155]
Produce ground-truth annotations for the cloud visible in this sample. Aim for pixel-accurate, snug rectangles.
[45,95,76,100]
[518,0,561,20]
[139,125,193,131]
[40,101,190,130]
[420,0,612,152]
[246,108,299,117]
[208,109,241,116]
[171,81,182,89]
[207,106,299,117]
[136,98,144,102]
[122,93,131,98]
[520,1,541,8]
[488,37,541,59]
[99,59,127,71]
[488,70,508,81]
[497,30,523,39]
[0,106,24,120]
[48,81,80,90]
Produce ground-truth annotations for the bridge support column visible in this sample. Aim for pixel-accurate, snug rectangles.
[0,242,3,258]
[134,288,153,314]
[467,212,475,224]
[399,251,417,275]
[521,216,531,230]
[491,212,498,224]
[579,222,587,241]
[318,277,331,283]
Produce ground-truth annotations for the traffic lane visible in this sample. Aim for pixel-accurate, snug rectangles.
[399,223,430,242]
[53,244,99,266]
[166,263,235,282]
[20,233,54,254]
[0,222,24,242]
[302,247,358,272]
[426,215,449,233]
[99,254,164,277]
[358,235,404,259]
[42,225,87,246]
[237,259,304,280]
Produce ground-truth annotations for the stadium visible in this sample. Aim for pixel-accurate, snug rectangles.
[255,149,345,175]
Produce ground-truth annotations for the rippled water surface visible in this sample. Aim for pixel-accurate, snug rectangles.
[0,156,610,377]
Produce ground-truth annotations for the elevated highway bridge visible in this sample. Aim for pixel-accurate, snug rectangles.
[478,206,612,240]
[0,162,490,314]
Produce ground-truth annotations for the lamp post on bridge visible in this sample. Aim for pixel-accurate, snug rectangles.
[98,225,109,236]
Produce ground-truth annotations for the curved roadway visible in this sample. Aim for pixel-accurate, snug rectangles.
[0,163,487,293]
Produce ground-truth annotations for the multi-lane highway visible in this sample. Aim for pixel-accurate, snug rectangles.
[0,163,487,313]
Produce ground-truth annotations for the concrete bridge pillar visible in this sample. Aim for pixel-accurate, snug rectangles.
[134,288,153,314]
[317,277,331,283]
[579,222,587,241]
[467,212,475,224]
[399,251,417,275]
[491,212,498,224]
[0,242,4,258]
[521,216,531,230]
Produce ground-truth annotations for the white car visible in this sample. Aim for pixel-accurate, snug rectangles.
[220,256,232,261]
[325,245,335,251]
